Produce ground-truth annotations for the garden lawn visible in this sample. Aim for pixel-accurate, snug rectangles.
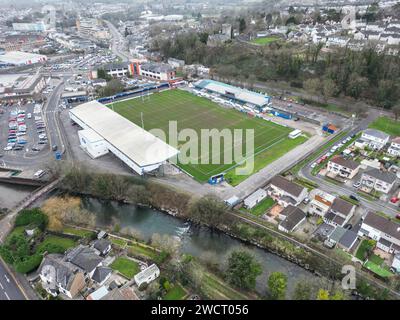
[127,243,158,260]
[368,116,400,136]
[250,36,279,45]
[369,254,384,265]
[163,284,187,300]
[36,236,77,254]
[246,197,275,217]
[355,240,374,261]
[62,227,95,238]
[364,261,393,278]
[110,237,127,247]
[110,257,140,279]
[108,89,306,185]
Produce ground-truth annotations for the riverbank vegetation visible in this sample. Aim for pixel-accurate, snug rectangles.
[48,166,400,299]
[0,208,77,274]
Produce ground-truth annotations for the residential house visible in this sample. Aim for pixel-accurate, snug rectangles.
[86,286,109,300]
[65,245,103,278]
[91,266,112,285]
[101,286,139,300]
[365,30,381,41]
[358,212,400,253]
[387,137,400,157]
[391,253,400,273]
[361,168,397,194]
[327,227,358,252]
[326,36,349,47]
[134,264,160,287]
[278,205,307,233]
[327,155,360,179]
[38,254,86,299]
[324,198,356,227]
[308,190,336,217]
[93,239,112,256]
[388,34,400,45]
[338,229,359,252]
[243,188,267,209]
[268,176,308,208]
[360,129,390,150]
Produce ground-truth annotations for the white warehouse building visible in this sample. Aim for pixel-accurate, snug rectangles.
[69,101,179,175]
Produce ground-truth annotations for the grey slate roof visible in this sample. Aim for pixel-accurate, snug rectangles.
[94,239,111,253]
[363,212,400,241]
[363,129,390,141]
[338,230,358,249]
[66,245,103,273]
[92,266,112,284]
[329,226,347,243]
[39,254,80,292]
[270,176,305,198]
[279,205,306,232]
[331,198,355,216]
[329,156,359,170]
[140,62,174,73]
[364,168,397,184]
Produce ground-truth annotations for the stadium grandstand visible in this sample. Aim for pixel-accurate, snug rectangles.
[194,79,270,109]
[69,100,179,175]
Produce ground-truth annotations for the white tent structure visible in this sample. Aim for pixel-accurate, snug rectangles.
[69,100,179,175]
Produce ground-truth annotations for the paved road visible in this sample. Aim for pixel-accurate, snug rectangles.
[299,109,400,217]
[219,133,326,200]
[0,259,25,300]
[105,20,131,62]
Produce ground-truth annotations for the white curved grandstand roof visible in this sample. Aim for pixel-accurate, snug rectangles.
[70,100,179,167]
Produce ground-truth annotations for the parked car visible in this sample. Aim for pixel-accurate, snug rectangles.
[3,146,12,151]
[390,197,399,204]
[350,195,359,202]
[353,182,361,189]
[311,162,317,168]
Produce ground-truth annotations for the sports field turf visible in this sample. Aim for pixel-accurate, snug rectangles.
[108,89,306,184]
[368,116,400,136]
[250,36,279,45]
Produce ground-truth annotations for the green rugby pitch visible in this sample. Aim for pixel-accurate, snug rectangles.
[107,89,307,185]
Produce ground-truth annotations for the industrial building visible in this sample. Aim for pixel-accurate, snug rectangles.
[12,22,47,32]
[61,91,88,104]
[194,79,271,109]
[101,63,130,78]
[69,100,179,175]
[0,73,47,101]
[0,51,47,66]
[139,62,176,81]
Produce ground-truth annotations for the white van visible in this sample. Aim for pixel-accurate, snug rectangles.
[33,170,46,179]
